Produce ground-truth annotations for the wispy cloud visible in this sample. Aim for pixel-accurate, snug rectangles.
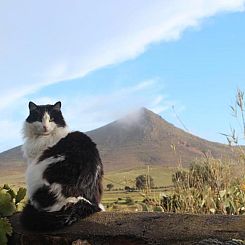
[62,79,169,131]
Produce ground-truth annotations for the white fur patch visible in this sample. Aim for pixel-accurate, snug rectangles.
[76,196,92,205]
[26,156,65,201]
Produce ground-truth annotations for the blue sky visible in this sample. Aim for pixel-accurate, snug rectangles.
[0,0,245,152]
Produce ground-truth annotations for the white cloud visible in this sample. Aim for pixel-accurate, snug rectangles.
[0,0,244,110]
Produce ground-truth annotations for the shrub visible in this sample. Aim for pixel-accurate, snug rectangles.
[0,184,26,245]
[139,203,150,211]
[162,158,245,215]
[135,174,154,190]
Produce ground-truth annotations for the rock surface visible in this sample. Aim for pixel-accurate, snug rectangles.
[9,212,245,245]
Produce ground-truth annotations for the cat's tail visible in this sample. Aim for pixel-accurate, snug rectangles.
[20,199,101,231]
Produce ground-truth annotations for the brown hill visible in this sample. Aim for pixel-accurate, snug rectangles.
[87,108,236,170]
[0,108,237,172]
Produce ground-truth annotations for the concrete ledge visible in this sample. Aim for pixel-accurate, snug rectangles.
[8,212,245,245]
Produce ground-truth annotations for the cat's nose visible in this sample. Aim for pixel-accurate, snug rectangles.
[43,126,48,132]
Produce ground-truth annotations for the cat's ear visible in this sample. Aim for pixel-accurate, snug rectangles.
[53,101,61,111]
[29,101,38,111]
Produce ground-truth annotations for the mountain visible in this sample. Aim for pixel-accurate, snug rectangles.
[0,108,237,173]
[87,108,236,170]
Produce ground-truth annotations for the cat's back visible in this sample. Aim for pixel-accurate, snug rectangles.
[55,131,97,151]
[64,131,95,145]
[39,131,99,161]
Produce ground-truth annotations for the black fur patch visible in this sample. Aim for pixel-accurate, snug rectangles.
[20,199,101,231]
[39,131,103,204]
[32,185,57,208]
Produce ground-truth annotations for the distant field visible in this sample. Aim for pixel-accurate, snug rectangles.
[103,166,175,189]
[0,165,175,187]
[0,167,26,187]
[102,187,171,206]
[102,166,175,208]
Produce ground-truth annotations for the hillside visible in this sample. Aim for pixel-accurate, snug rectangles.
[87,108,236,170]
[0,108,237,173]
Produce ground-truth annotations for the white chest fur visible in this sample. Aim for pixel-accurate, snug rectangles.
[22,125,69,164]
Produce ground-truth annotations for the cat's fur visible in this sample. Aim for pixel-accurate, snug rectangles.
[20,101,104,231]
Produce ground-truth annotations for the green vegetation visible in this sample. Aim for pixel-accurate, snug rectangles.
[102,166,175,210]
[102,157,245,215]
[161,157,245,214]
[104,166,174,189]
[0,184,26,245]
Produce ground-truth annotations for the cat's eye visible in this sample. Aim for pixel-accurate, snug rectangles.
[49,118,54,122]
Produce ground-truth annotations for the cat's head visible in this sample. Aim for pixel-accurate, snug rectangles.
[23,101,67,138]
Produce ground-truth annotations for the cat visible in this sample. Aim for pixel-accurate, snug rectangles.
[20,101,104,231]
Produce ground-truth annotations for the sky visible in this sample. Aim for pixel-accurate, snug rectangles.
[0,0,245,152]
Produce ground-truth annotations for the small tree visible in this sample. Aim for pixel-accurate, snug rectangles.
[106,183,114,191]
[135,175,154,190]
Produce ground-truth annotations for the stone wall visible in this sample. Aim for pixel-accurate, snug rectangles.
[8,212,245,245]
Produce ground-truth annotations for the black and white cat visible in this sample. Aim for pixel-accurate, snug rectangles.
[20,101,104,231]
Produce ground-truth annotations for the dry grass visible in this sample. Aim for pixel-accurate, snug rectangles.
[160,156,245,214]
